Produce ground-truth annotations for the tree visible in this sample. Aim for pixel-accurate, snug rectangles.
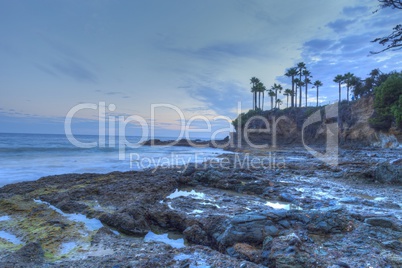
[371,0,402,54]
[256,82,266,110]
[296,79,304,106]
[354,69,390,98]
[268,89,276,110]
[272,83,283,108]
[276,99,283,109]
[333,75,344,102]
[369,72,402,129]
[313,80,323,107]
[297,62,306,107]
[349,76,363,101]
[285,67,298,107]
[283,89,293,108]
[302,69,312,107]
[343,72,355,103]
[250,77,260,110]
[294,78,301,107]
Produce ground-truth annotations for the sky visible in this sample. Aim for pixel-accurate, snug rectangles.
[0,0,401,138]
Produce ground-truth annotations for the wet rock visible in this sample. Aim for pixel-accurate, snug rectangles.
[99,211,149,235]
[228,243,262,264]
[279,193,295,202]
[216,213,270,248]
[374,158,402,184]
[183,225,212,247]
[381,240,402,251]
[339,197,359,204]
[364,217,399,230]
[262,236,273,250]
[182,164,196,176]
[268,233,314,268]
[382,252,402,266]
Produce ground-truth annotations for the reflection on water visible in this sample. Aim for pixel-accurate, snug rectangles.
[167,189,206,200]
[265,201,302,210]
[34,199,103,231]
[0,230,22,244]
[144,231,185,248]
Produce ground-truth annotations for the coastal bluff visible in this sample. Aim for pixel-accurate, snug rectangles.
[231,97,402,149]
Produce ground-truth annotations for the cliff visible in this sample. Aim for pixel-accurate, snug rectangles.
[232,97,401,149]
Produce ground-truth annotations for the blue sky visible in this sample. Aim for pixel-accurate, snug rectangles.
[0,0,401,138]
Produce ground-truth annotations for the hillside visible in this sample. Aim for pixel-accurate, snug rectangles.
[231,97,401,149]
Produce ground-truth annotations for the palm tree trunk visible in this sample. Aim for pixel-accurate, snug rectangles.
[299,75,302,107]
[316,87,319,107]
[305,84,308,107]
[338,83,341,102]
[262,92,264,110]
[287,96,289,108]
[291,78,294,107]
[254,92,257,110]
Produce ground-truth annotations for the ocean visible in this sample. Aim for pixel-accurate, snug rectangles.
[0,133,227,187]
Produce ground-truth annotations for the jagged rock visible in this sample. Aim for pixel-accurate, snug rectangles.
[374,158,402,184]
[230,243,262,263]
[372,132,399,148]
[268,233,314,268]
[183,225,212,246]
[365,217,400,230]
[99,211,149,235]
[382,240,402,251]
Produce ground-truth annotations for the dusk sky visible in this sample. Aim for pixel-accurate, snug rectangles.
[1,0,401,138]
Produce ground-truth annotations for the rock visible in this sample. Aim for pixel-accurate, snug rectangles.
[382,240,402,251]
[262,236,273,250]
[279,193,296,202]
[339,197,359,204]
[382,252,402,266]
[99,212,149,235]
[365,217,398,230]
[374,158,402,184]
[11,242,45,264]
[267,233,315,268]
[183,225,212,246]
[372,132,399,148]
[230,243,262,263]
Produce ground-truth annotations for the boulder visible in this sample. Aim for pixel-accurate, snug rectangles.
[374,158,402,184]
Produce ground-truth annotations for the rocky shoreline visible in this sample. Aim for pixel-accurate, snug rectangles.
[0,146,401,267]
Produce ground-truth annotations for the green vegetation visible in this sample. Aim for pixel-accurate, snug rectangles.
[369,72,402,130]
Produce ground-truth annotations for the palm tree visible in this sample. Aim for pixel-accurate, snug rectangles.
[250,77,260,110]
[313,80,323,107]
[285,67,298,107]
[276,99,283,109]
[293,78,300,107]
[296,79,304,106]
[333,75,344,102]
[302,69,311,107]
[268,89,276,110]
[260,83,266,110]
[256,81,266,110]
[283,89,292,108]
[272,83,283,108]
[297,62,306,107]
[343,72,355,103]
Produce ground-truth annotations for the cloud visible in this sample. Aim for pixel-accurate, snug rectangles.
[327,19,356,33]
[342,6,369,16]
[50,59,97,83]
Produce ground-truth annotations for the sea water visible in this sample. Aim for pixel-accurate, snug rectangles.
[0,133,226,187]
